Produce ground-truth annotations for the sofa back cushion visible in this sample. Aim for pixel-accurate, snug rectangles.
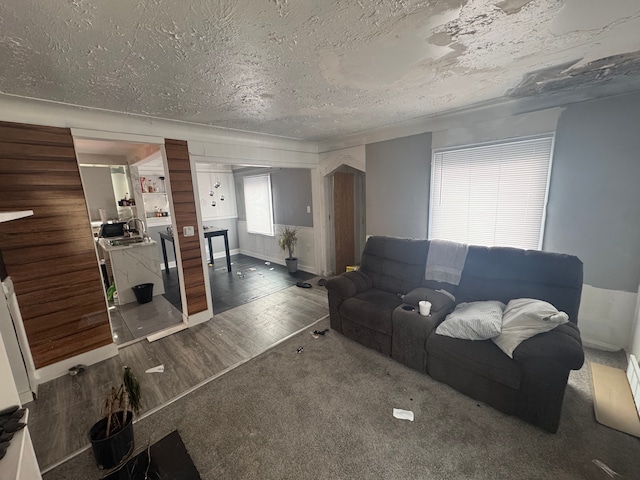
[360,236,429,294]
[455,246,583,323]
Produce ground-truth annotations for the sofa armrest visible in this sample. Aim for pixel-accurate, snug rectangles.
[326,271,373,333]
[403,287,454,314]
[512,323,584,370]
[392,305,450,372]
[511,324,584,432]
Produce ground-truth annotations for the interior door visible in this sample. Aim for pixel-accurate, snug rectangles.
[333,172,355,274]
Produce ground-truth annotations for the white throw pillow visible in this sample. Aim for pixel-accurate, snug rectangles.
[435,301,506,340]
[492,298,569,358]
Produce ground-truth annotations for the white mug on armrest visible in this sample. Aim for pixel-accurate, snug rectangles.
[419,301,432,316]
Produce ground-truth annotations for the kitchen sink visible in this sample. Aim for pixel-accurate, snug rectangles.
[104,236,146,246]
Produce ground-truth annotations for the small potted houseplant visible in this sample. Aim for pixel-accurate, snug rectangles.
[89,366,141,469]
[278,225,300,273]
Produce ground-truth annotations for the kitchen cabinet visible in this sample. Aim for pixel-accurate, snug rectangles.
[98,238,165,305]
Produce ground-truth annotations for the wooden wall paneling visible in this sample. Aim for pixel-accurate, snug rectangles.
[0,122,112,368]
[30,322,112,368]
[164,139,208,317]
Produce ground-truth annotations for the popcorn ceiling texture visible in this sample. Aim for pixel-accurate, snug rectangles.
[0,0,639,141]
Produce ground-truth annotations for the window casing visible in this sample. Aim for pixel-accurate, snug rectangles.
[243,174,275,236]
[429,135,554,250]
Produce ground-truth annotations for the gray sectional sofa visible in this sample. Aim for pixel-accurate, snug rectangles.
[326,236,585,433]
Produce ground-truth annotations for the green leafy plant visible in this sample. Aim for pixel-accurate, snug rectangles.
[278,225,299,260]
[102,366,141,437]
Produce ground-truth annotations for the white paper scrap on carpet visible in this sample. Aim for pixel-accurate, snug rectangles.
[145,364,165,374]
[393,408,414,421]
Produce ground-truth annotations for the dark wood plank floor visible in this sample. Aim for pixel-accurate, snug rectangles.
[27,280,329,471]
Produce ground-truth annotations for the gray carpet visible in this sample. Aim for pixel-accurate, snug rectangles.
[45,318,640,479]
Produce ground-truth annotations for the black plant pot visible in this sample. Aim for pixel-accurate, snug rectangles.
[285,257,298,273]
[89,411,134,469]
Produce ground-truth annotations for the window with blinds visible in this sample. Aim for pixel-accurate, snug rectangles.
[243,174,275,236]
[429,135,554,250]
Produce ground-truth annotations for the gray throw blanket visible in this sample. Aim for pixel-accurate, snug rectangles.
[424,239,469,285]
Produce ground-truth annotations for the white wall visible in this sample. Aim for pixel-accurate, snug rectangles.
[78,166,118,221]
[579,285,638,351]
[0,323,20,408]
[630,288,640,358]
[237,221,317,275]
[195,166,238,222]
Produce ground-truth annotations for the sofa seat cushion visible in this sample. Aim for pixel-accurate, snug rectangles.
[426,333,522,389]
[340,289,402,336]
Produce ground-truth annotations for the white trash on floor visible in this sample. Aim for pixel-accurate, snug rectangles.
[393,408,414,421]
[146,364,165,374]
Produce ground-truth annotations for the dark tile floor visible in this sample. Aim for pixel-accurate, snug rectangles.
[162,254,316,314]
[162,266,182,311]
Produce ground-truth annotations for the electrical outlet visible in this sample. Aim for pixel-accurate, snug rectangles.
[307,205,311,213]
[183,226,195,237]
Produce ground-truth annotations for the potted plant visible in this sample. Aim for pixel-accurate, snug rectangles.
[89,366,141,469]
[278,225,300,273]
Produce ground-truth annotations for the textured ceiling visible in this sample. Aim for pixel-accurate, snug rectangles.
[1,0,639,141]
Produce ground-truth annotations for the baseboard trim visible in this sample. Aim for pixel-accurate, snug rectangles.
[146,323,188,343]
[160,260,177,270]
[18,389,34,405]
[583,337,623,352]
[209,248,240,262]
[160,249,240,271]
[237,249,317,275]
[34,343,118,385]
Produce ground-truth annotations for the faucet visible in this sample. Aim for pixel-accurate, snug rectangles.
[127,217,149,242]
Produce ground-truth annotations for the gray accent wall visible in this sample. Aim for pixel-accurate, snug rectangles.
[544,92,640,293]
[234,168,314,227]
[365,133,432,239]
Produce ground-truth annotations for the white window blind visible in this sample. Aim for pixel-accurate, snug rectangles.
[429,135,553,250]
[243,174,275,236]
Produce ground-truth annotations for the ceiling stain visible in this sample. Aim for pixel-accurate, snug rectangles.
[508,50,640,97]
[0,0,639,141]
[428,31,455,47]
[495,0,535,15]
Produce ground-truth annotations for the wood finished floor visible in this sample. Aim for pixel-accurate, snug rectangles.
[26,280,329,471]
